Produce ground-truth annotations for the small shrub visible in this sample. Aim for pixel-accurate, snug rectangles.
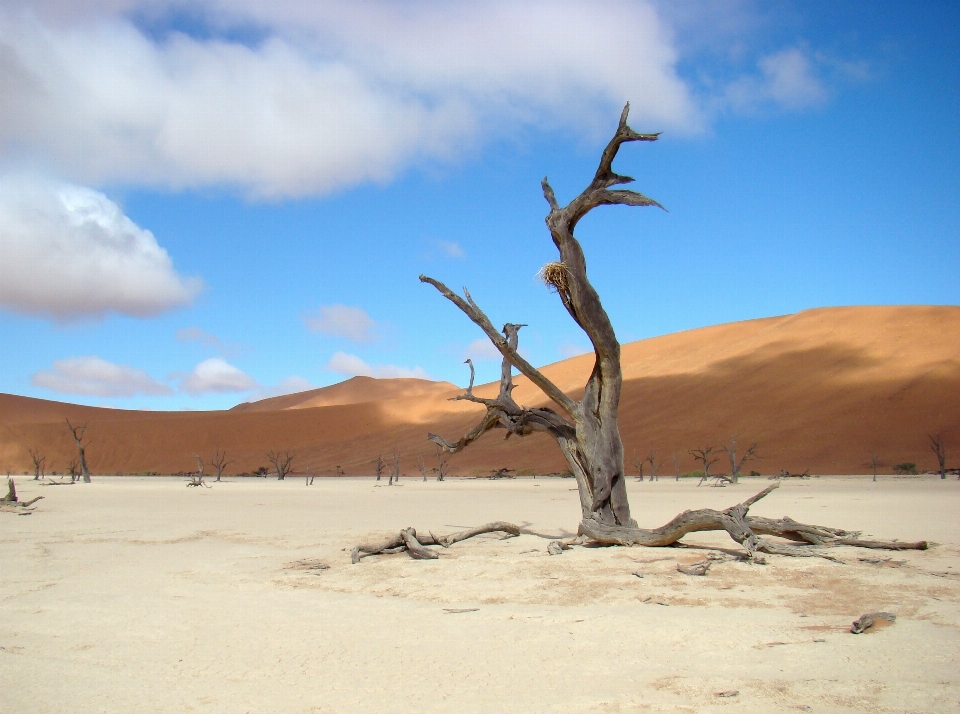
[893,462,918,475]
[749,470,762,477]
[680,470,705,479]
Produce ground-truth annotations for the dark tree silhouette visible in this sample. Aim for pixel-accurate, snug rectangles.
[64,420,92,483]
[928,434,947,479]
[267,450,294,480]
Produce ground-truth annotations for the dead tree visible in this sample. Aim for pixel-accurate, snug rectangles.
[388,448,401,486]
[690,445,721,486]
[631,451,645,481]
[186,455,210,488]
[211,448,232,482]
[870,454,879,482]
[374,455,386,482]
[67,457,80,482]
[267,450,294,480]
[646,448,661,481]
[355,104,926,563]
[64,419,92,483]
[417,454,428,481]
[720,438,760,484]
[928,433,947,479]
[434,444,447,482]
[28,448,45,481]
[672,452,682,481]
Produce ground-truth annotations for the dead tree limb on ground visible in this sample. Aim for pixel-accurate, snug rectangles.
[29,448,45,481]
[267,450,294,480]
[352,522,520,563]
[929,433,947,479]
[64,419,92,483]
[353,104,928,563]
[1,479,44,513]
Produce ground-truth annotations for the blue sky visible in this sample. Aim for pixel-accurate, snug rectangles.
[1,0,958,411]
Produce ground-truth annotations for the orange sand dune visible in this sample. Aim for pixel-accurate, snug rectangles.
[1,306,958,477]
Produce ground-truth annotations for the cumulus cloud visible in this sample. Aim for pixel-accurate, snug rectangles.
[463,338,502,362]
[325,351,429,380]
[303,304,378,343]
[31,355,173,397]
[0,175,201,320]
[721,47,827,113]
[0,2,698,198]
[179,357,257,394]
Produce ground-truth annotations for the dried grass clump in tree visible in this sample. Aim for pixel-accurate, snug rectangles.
[537,261,571,297]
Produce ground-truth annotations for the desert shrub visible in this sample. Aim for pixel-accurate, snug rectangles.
[516,468,535,476]
[680,470,705,479]
[893,462,918,475]
[749,470,762,477]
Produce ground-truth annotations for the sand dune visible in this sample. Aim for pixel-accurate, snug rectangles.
[2,305,958,476]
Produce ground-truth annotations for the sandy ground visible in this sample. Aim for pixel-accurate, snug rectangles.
[1,475,958,713]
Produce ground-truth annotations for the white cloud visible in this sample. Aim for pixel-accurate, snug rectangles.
[176,327,222,349]
[31,356,173,397]
[720,47,827,113]
[0,2,698,198]
[179,357,257,394]
[251,375,314,400]
[0,174,201,320]
[436,240,465,259]
[325,351,429,380]
[303,304,378,343]
[463,338,502,362]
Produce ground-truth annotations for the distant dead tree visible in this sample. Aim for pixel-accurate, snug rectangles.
[417,454,428,481]
[28,448,45,481]
[304,465,315,486]
[67,457,80,482]
[631,451,645,481]
[211,448,232,482]
[646,448,662,482]
[64,419,92,483]
[672,452,682,481]
[928,433,947,479]
[375,455,386,482]
[186,455,210,488]
[267,450,294,480]
[435,444,448,482]
[720,437,760,484]
[870,454,879,482]
[389,448,401,486]
[690,445,720,486]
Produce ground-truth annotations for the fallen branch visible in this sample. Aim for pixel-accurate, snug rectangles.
[1,479,44,514]
[352,521,520,563]
[578,482,927,560]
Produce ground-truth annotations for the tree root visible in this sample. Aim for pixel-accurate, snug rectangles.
[350,484,928,564]
[579,482,927,561]
[352,521,520,563]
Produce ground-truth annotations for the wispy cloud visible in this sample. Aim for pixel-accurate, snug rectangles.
[558,342,591,359]
[325,351,429,380]
[436,240,465,259]
[303,304,379,343]
[250,375,314,401]
[0,175,201,320]
[720,47,828,113]
[176,326,243,356]
[463,338,502,361]
[32,356,173,397]
[178,357,257,394]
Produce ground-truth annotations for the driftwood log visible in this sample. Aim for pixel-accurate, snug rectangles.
[352,104,929,564]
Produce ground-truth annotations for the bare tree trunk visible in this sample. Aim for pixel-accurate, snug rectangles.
[435,445,447,482]
[870,454,879,482]
[29,448,45,481]
[212,447,232,482]
[929,434,947,479]
[691,445,721,486]
[389,448,400,486]
[646,448,660,482]
[417,455,428,482]
[267,450,294,480]
[375,455,385,482]
[672,452,681,481]
[65,420,92,483]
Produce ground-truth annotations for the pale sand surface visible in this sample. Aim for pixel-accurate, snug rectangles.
[2,476,958,713]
